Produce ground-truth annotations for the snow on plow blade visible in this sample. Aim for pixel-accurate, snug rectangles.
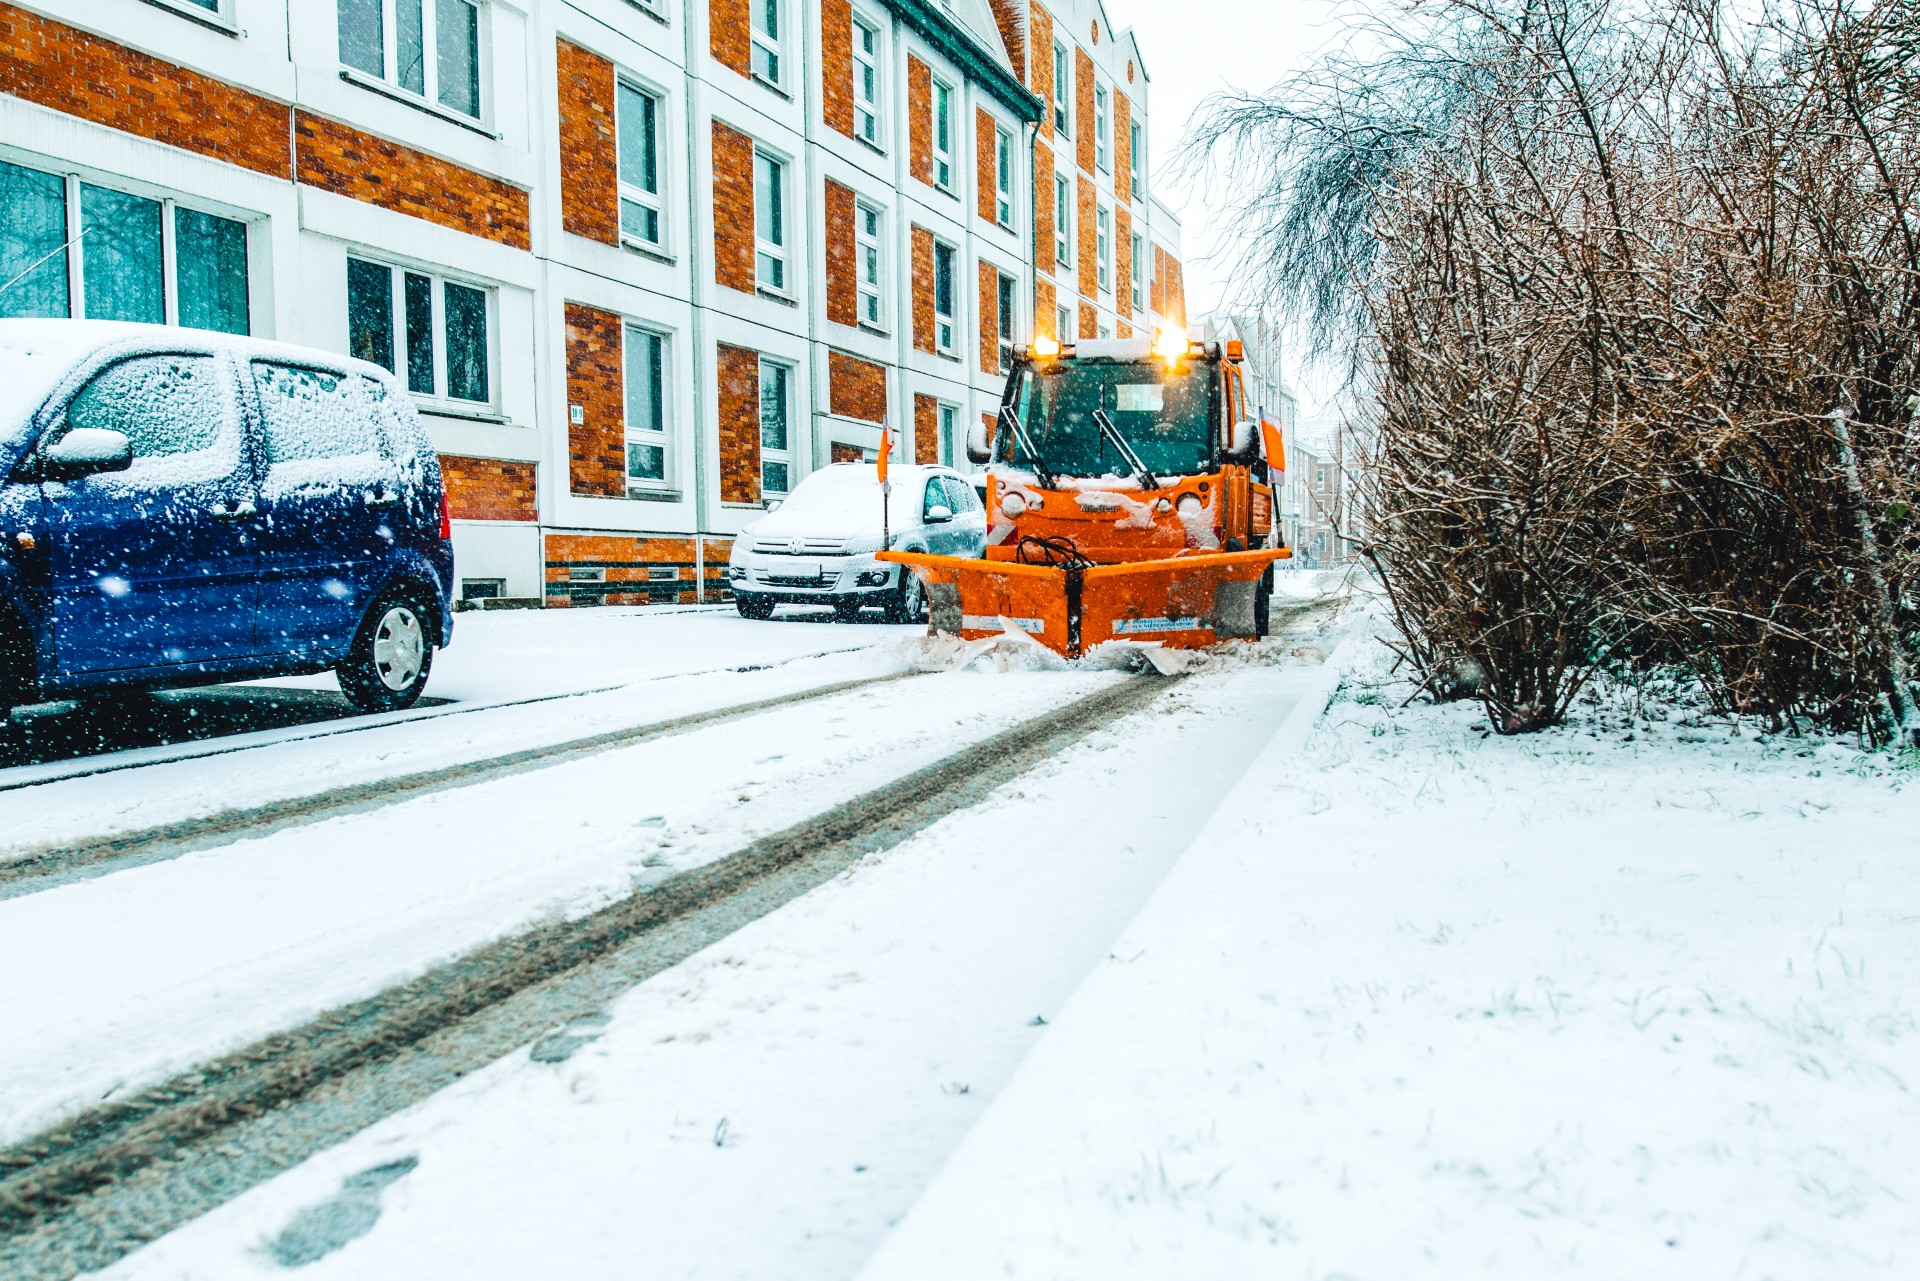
[876,548,1291,660]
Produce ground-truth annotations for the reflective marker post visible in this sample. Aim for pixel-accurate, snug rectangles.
[878,425,892,552]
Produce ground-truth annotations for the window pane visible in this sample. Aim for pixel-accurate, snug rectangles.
[174,208,249,336]
[347,259,395,371]
[0,159,71,320]
[759,362,787,451]
[756,0,778,37]
[762,460,788,494]
[79,185,163,325]
[251,362,383,463]
[68,356,224,457]
[625,327,662,434]
[338,0,385,77]
[618,84,658,195]
[621,201,661,244]
[933,245,952,313]
[999,276,1015,340]
[404,272,435,395]
[628,442,665,481]
[755,155,782,246]
[443,282,489,402]
[397,0,425,93]
[437,0,480,117]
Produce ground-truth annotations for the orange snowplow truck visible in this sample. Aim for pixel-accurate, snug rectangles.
[879,332,1290,659]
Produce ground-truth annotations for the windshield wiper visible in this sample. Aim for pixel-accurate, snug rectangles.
[1092,408,1161,491]
[998,404,1057,490]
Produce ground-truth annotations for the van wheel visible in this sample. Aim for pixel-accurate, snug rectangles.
[736,594,775,620]
[883,570,926,624]
[338,586,435,713]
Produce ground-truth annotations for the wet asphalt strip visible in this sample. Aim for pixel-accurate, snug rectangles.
[0,670,917,902]
[0,672,1182,1280]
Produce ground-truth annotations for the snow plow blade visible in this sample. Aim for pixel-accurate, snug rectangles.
[877,548,1290,660]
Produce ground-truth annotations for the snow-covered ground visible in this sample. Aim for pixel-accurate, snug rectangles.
[92,657,1334,1280]
[861,636,1920,1279]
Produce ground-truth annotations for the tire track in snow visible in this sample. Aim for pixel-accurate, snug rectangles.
[0,672,1181,1279]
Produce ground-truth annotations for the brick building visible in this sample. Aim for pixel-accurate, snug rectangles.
[0,0,1186,607]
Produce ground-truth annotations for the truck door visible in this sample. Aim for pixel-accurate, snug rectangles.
[42,353,261,674]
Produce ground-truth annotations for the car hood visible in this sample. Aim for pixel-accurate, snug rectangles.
[742,503,892,545]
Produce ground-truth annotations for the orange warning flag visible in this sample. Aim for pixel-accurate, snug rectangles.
[1260,415,1286,475]
[878,427,892,486]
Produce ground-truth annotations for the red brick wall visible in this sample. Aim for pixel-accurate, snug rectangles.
[910,225,936,355]
[545,533,709,607]
[712,121,757,294]
[1031,3,1055,141]
[442,456,538,522]
[1077,175,1097,301]
[1116,206,1133,321]
[565,304,627,498]
[1036,278,1058,341]
[1035,145,1056,275]
[907,57,933,185]
[1164,255,1186,325]
[710,0,751,76]
[557,40,618,247]
[823,179,858,328]
[1114,92,1133,202]
[297,113,530,249]
[716,343,762,506]
[829,350,887,423]
[1075,48,1096,175]
[914,394,939,465]
[987,0,1027,84]
[976,108,998,224]
[1079,300,1096,340]
[831,442,864,463]
[821,0,855,139]
[0,4,291,178]
[978,260,1000,374]
[1153,244,1167,317]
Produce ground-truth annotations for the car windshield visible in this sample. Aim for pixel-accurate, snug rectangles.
[1002,360,1217,479]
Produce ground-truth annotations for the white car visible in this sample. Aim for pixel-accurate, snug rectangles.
[729,464,987,622]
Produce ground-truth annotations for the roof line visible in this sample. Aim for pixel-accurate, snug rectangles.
[883,0,1045,123]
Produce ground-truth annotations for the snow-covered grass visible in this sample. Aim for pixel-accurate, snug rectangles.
[860,632,1920,1279]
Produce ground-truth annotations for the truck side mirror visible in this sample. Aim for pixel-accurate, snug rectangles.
[1227,419,1258,462]
[40,428,134,482]
[965,421,992,464]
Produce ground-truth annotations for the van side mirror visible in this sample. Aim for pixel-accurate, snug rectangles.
[965,421,992,464]
[926,504,954,524]
[40,429,134,482]
[1227,420,1258,462]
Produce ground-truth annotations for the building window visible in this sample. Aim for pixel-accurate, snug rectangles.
[625,324,668,488]
[996,272,1017,373]
[994,127,1014,228]
[1095,84,1109,172]
[759,357,790,496]
[754,150,786,293]
[617,80,664,248]
[337,0,483,121]
[1054,173,1071,265]
[1131,231,1146,311]
[932,240,956,355]
[1057,302,1072,343]
[1097,205,1112,293]
[1130,118,1144,200]
[938,401,957,467]
[751,0,782,85]
[932,79,954,191]
[0,160,249,333]
[1053,41,1070,135]
[855,200,884,328]
[852,14,880,145]
[346,257,491,407]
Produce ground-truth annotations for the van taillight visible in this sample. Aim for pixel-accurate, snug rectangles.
[439,490,452,541]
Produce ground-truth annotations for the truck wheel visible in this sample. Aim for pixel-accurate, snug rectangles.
[338,585,435,713]
[883,570,926,624]
[736,594,775,620]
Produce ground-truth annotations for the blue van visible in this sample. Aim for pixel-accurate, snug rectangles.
[0,321,454,721]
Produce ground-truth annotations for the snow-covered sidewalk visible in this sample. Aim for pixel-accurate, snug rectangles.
[860,638,1920,1278]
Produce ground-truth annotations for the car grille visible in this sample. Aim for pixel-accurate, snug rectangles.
[753,540,848,556]
[763,573,833,588]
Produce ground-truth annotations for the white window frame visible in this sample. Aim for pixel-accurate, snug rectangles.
[932,239,957,356]
[1131,231,1146,312]
[337,0,488,125]
[1094,83,1109,172]
[754,148,788,295]
[1053,41,1070,135]
[1096,203,1112,294]
[1054,172,1072,266]
[932,77,955,192]
[623,322,671,492]
[750,0,784,88]
[995,270,1018,373]
[1057,302,1073,343]
[152,0,239,29]
[1130,118,1144,201]
[855,198,885,330]
[758,356,792,497]
[994,125,1014,228]
[346,256,497,412]
[937,401,958,467]
[616,76,667,251]
[852,11,882,146]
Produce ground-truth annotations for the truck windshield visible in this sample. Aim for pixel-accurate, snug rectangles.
[1003,361,1216,480]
